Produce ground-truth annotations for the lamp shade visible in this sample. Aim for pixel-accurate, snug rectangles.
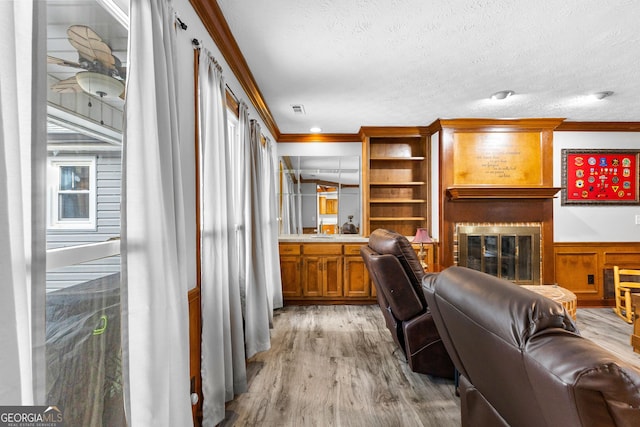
[412,228,432,244]
[76,71,124,98]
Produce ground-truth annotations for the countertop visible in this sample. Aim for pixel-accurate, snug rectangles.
[279,234,369,243]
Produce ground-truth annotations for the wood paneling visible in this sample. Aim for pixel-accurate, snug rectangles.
[554,251,599,295]
[437,119,561,283]
[554,242,640,306]
[188,287,202,425]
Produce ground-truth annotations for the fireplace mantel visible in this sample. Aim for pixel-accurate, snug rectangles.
[446,187,561,200]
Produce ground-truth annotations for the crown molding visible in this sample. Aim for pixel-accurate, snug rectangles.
[189,0,280,139]
[436,118,565,131]
[358,126,427,139]
[555,121,640,132]
[278,133,361,143]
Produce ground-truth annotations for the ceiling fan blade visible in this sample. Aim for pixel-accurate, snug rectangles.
[67,25,116,70]
[50,76,82,94]
[47,55,83,70]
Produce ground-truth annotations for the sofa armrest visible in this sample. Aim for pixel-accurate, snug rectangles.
[525,332,640,426]
[369,253,424,321]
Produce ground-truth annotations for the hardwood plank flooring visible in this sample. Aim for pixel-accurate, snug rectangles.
[220,306,640,427]
[576,308,640,368]
[222,305,459,427]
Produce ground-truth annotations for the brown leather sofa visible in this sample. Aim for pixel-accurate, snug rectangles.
[423,266,640,427]
[360,228,454,378]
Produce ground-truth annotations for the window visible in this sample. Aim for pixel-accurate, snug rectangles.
[45,0,126,423]
[48,157,96,229]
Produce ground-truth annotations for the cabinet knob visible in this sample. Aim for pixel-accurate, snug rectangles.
[191,392,199,405]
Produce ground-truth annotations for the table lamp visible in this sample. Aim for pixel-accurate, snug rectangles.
[412,228,432,269]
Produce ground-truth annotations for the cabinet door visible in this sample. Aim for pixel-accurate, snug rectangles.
[280,256,301,297]
[344,256,370,297]
[302,256,323,297]
[323,256,343,297]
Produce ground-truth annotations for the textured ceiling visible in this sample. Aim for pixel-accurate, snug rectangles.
[216,0,640,134]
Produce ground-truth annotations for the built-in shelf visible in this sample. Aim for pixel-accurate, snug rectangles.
[370,199,426,203]
[370,182,425,186]
[446,187,562,200]
[364,132,429,236]
[370,157,425,161]
[370,217,426,222]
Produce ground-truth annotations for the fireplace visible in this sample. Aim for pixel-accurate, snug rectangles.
[455,222,542,285]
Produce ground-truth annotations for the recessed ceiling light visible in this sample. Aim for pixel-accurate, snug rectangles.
[591,91,614,100]
[310,127,322,133]
[491,90,515,100]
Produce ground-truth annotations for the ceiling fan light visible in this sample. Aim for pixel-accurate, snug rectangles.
[76,71,124,98]
[491,90,515,100]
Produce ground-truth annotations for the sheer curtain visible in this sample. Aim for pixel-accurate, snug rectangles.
[121,0,192,425]
[198,48,247,427]
[242,120,273,357]
[263,137,284,311]
[0,0,46,405]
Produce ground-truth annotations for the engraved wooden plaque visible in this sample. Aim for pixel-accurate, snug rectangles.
[453,132,543,185]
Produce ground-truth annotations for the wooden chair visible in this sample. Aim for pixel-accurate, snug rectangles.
[613,266,640,323]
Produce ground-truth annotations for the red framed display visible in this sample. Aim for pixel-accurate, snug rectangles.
[562,149,639,205]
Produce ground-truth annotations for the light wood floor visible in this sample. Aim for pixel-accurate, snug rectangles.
[220,305,640,427]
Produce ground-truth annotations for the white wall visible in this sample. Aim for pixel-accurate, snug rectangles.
[173,0,277,289]
[553,132,640,242]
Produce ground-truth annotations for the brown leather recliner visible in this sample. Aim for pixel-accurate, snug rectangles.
[360,228,454,378]
[423,266,640,427]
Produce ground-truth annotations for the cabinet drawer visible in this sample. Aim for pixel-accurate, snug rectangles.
[303,244,342,255]
[279,244,301,255]
[344,244,365,255]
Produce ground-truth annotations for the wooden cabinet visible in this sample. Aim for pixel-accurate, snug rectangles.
[362,128,429,237]
[302,255,342,297]
[302,244,342,298]
[343,244,370,298]
[280,262,301,298]
[279,241,374,304]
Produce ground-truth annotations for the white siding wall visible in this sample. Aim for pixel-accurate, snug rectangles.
[47,152,121,289]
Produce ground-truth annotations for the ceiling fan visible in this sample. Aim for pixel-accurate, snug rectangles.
[49,25,126,99]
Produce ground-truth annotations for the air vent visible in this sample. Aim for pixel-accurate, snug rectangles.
[291,104,306,115]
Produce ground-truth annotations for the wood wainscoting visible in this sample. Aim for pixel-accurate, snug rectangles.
[554,242,640,307]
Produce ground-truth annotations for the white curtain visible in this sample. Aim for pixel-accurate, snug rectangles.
[121,0,192,425]
[0,0,46,406]
[241,120,273,357]
[198,48,247,427]
[233,102,249,313]
[259,134,283,313]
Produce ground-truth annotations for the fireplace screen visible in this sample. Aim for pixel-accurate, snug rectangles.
[456,224,541,285]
